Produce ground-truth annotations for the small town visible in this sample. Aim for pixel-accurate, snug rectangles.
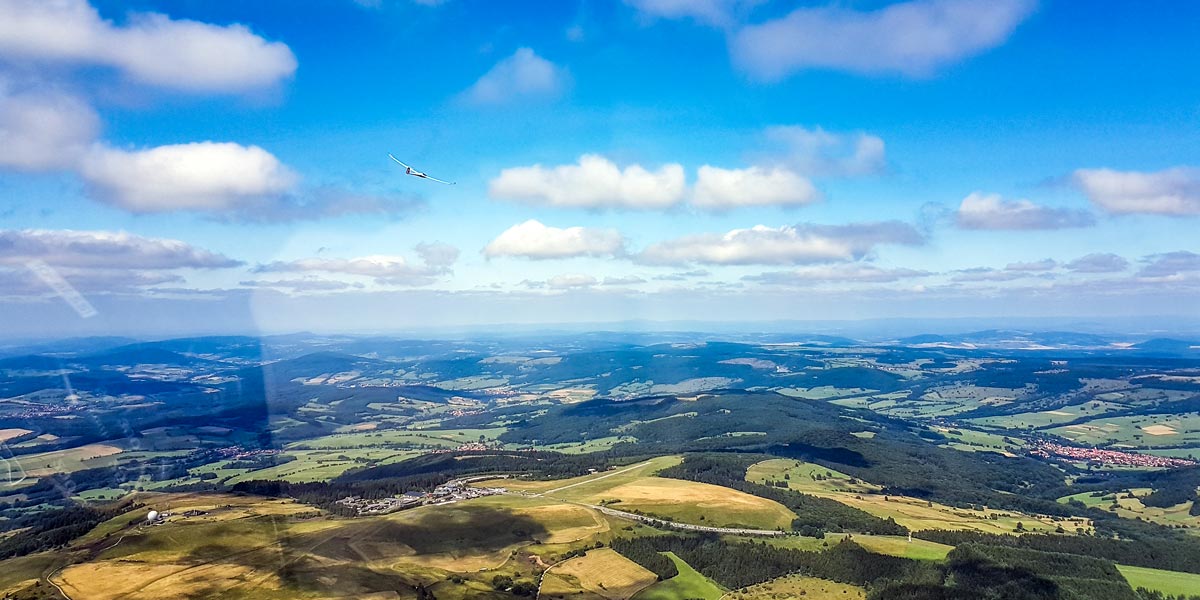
[335,476,509,515]
[1030,442,1197,468]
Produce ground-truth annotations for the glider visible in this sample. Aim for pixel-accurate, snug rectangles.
[388,154,455,185]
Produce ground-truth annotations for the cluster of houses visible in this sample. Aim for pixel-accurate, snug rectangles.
[335,476,509,516]
[1030,441,1196,468]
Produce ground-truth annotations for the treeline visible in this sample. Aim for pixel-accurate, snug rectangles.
[913,529,1200,575]
[612,535,922,590]
[658,453,907,536]
[1137,590,1200,600]
[0,501,135,560]
[868,543,1139,600]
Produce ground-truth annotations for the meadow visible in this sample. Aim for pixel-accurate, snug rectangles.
[632,552,724,600]
[729,574,866,600]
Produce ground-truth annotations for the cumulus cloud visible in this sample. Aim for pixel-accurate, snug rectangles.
[763,126,886,177]
[490,155,686,210]
[79,142,297,213]
[1073,167,1200,216]
[730,0,1034,79]
[955,192,1095,230]
[0,86,99,171]
[484,220,626,259]
[1065,253,1129,274]
[256,250,453,287]
[1138,251,1200,279]
[745,265,930,285]
[637,221,923,266]
[0,0,296,93]
[692,165,819,210]
[462,48,568,105]
[0,229,240,269]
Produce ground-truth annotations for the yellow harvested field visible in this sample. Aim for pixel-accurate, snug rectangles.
[0,428,31,442]
[18,443,123,477]
[540,548,658,600]
[1141,424,1177,436]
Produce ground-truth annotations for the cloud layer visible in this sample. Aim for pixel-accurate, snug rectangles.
[0,229,240,269]
[637,221,924,266]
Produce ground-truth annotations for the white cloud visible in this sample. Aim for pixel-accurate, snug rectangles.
[745,265,930,285]
[730,0,1034,79]
[692,165,820,210]
[490,155,686,210]
[763,126,886,177]
[484,220,626,260]
[256,250,453,286]
[462,48,568,105]
[79,142,298,214]
[0,228,240,269]
[955,192,1094,230]
[1073,167,1200,216]
[0,86,99,171]
[637,221,923,266]
[0,0,297,93]
[1065,253,1129,274]
[547,273,598,289]
[624,0,743,27]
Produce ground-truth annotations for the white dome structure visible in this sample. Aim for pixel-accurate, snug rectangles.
[147,510,159,522]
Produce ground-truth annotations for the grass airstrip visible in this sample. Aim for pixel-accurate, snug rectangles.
[495,456,796,530]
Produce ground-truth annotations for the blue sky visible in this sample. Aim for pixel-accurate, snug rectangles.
[0,0,1198,337]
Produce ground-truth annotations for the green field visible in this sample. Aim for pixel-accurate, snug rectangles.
[287,427,507,450]
[1059,488,1200,530]
[633,552,725,600]
[1118,564,1200,597]
[1049,414,1200,448]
